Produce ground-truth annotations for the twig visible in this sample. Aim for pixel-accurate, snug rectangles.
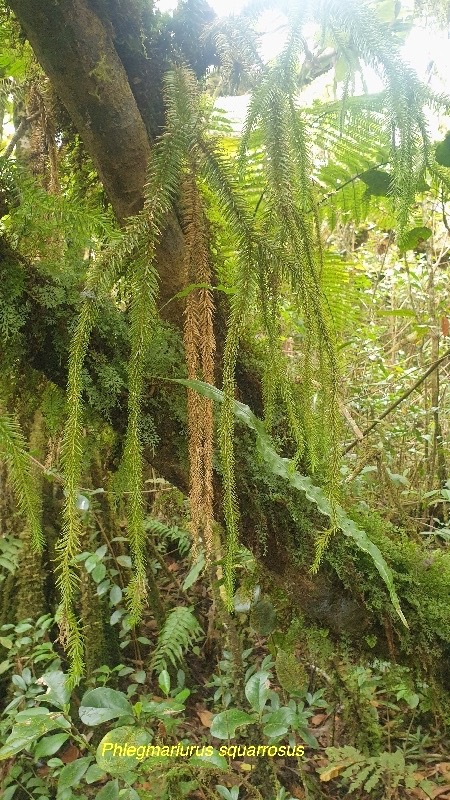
[318,161,387,207]
[2,111,41,159]
[344,348,450,454]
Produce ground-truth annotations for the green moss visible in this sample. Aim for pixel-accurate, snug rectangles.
[324,507,450,665]
[79,561,109,675]
[275,649,307,694]
[250,598,277,636]
[15,525,46,623]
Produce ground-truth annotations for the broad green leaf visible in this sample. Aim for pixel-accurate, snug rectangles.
[263,722,291,738]
[263,707,295,739]
[120,789,140,800]
[34,732,70,758]
[245,671,271,713]
[158,670,170,695]
[96,780,119,800]
[48,757,65,767]
[435,132,450,167]
[298,727,319,748]
[96,726,151,776]
[79,688,134,725]
[37,671,71,709]
[116,555,132,569]
[0,714,70,760]
[109,584,122,605]
[57,756,92,790]
[400,226,432,253]
[216,787,239,800]
[84,763,106,783]
[359,168,392,196]
[97,579,111,596]
[92,563,107,583]
[189,749,228,770]
[110,609,124,625]
[210,709,254,740]
[174,379,408,628]
[15,622,33,633]
[16,708,51,719]
[84,555,98,573]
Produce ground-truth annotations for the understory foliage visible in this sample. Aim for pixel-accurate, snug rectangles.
[0,0,449,683]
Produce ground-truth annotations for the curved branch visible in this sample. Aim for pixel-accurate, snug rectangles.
[344,349,450,454]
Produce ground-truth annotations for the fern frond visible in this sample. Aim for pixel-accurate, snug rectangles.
[320,250,359,335]
[150,606,203,673]
[207,14,264,93]
[307,100,390,226]
[318,0,430,242]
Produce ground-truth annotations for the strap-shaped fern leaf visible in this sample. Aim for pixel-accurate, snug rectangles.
[175,378,409,629]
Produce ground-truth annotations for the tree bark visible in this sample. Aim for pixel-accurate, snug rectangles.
[9,0,152,222]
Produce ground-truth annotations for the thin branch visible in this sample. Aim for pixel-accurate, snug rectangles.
[253,187,266,218]
[2,111,41,159]
[253,160,388,220]
[318,161,387,207]
[343,348,450,454]
[441,187,450,233]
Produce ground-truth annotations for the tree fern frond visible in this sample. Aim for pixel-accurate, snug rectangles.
[206,12,264,97]
[231,0,433,242]
[320,250,359,335]
[308,101,390,226]
[318,0,430,241]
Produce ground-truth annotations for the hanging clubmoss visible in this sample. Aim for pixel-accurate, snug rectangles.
[15,410,46,622]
